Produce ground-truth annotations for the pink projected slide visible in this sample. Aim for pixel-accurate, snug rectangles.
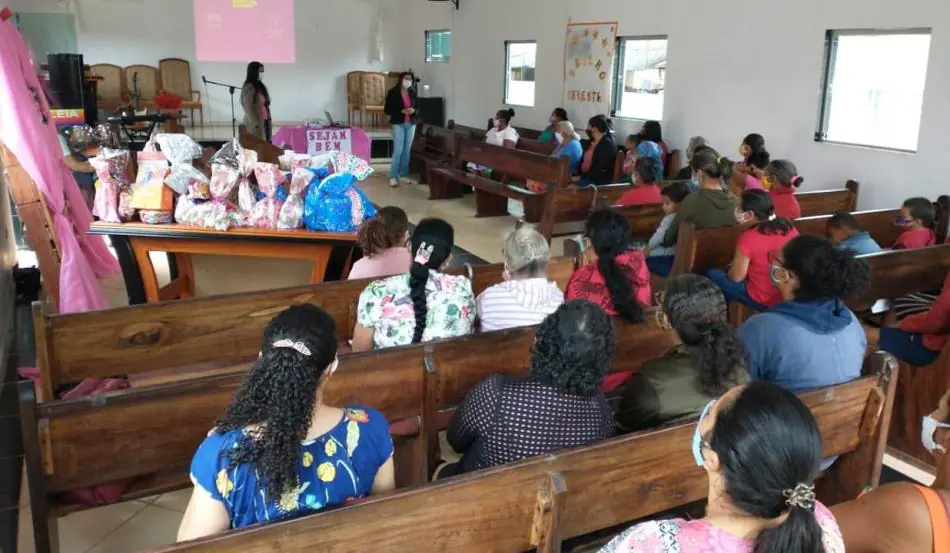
[195,0,296,63]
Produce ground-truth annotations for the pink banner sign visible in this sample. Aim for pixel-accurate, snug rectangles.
[307,128,352,155]
[195,0,296,63]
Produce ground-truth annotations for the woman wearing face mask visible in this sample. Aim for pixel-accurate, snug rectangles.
[550,121,583,174]
[538,107,568,144]
[661,149,738,248]
[603,381,846,553]
[830,388,949,553]
[675,137,710,181]
[485,108,519,148]
[241,61,271,141]
[384,72,419,187]
[739,235,869,393]
[706,190,799,311]
[578,115,618,187]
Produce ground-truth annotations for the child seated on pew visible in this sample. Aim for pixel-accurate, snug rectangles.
[603,382,846,553]
[643,181,692,278]
[437,300,614,479]
[178,305,395,540]
[615,275,749,432]
[348,206,412,280]
[567,209,651,322]
[827,211,883,255]
[894,197,937,250]
[706,190,799,311]
[615,157,663,207]
[477,226,564,332]
[352,218,476,351]
[866,270,950,367]
[740,148,771,191]
[765,160,804,220]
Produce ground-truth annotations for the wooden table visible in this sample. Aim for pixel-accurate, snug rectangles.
[89,222,359,304]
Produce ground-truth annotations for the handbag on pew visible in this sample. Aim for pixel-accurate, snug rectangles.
[18,366,133,506]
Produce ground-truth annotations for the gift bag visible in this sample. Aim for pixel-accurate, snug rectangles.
[194,164,241,230]
[328,150,374,181]
[131,151,172,211]
[279,150,312,171]
[156,134,205,195]
[236,147,259,214]
[304,172,377,232]
[89,149,131,223]
[248,163,286,229]
[278,168,315,229]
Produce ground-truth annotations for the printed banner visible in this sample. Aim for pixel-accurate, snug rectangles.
[307,127,353,156]
[563,22,618,127]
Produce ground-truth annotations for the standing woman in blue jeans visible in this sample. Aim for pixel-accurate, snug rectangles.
[383,72,418,187]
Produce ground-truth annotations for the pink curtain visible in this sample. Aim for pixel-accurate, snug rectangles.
[0,19,119,312]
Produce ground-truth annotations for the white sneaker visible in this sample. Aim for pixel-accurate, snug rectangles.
[400,177,413,184]
[389,178,400,187]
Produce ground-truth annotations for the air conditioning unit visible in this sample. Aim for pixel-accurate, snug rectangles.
[428,0,459,9]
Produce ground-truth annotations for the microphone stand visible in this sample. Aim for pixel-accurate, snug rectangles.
[202,77,241,138]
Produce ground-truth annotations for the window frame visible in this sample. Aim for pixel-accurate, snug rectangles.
[814,27,932,153]
[610,34,669,122]
[425,29,451,64]
[503,39,538,107]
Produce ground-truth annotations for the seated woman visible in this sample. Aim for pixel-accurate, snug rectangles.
[675,137,710,181]
[706,190,799,311]
[485,108,519,148]
[178,305,395,539]
[550,121,583,174]
[866,269,950,367]
[739,235,869,392]
[603,381,846,553]
[661,149,739,249]
[353,218,476,351]
[643,181,692,278]
[831,388,949,553]
[615,157,662,207]
[440,300,615,478]
[640,120,669,174]
[578,116,618,187]
[766,159,804,220]
[615,274,749,432]
[477,226,564,332]
[348,206,412,280]
[538,107,568,144]
[567,209,651,322]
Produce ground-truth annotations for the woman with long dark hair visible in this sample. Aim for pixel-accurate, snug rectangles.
[383,72,418,187]
[178,305,395,539]
[566,209,650,323]
[241,61,271,141]
[604,382,846,553]
[616,274,748,432]
[352,218,475,351]
[577,115,617,186]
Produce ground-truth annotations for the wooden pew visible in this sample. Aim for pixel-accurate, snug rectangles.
[20,314,681,553]
[666,148,682,179]
[798,180,860,216]
[409,124,457,184]
[30,258,577,400]
[428,139,568,238]
[516,137,556,156]
[446,120,485,140]
[142,353,896,553]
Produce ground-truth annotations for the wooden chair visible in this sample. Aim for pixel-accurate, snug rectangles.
[158,58,204,128]
[123,64,159,110]
[89,63,128,113]
[358,72,387,129]
[346,71,363,125]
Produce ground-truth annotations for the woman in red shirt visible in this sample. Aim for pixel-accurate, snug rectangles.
[705,190,799,310]
[766,160,803,220]
[566,209,651,322]
[868,271,950,367]
[615,157,662,207]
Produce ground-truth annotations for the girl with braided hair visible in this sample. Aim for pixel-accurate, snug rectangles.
[179,305,394,539]
[352,218,475,351]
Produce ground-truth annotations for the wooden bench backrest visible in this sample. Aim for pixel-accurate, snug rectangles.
[795,208,903,248]
[446,120,485,140]
[34,258,576,396]
[456,138,568,185]
[848,243,950,311]
[797,180,859,217]
[144,354,896,553]
[517,137,556,156]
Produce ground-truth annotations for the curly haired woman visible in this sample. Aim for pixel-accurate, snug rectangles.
[348,206,411,281]
[178,305,395,540]
[436,300,615,479]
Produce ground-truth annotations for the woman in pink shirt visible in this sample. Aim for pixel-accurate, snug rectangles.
[241,62,272,141]
[348,206,412,281]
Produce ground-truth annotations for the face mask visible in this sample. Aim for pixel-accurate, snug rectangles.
[692,400,715,467]
[689,177,700,190]
[770,261,787,286]
[734,210,752,225]
[402,80,412,89]
[493,119,501,128]
[555,132,564,144]
[894,216,912,227]
[922,415,950,453]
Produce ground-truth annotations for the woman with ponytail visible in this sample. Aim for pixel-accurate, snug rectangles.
[348,206,411,280]
[352,218,475,351]
[706,190,799,311]
[566,209,651,323]
[740,235,869,393]
[766,159,804,220]
[604,381,845,553]
[616,275,748,432]
[179,305,395,539]
[661,149,739,248]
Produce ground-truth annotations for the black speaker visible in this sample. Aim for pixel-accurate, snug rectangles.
[417,97,445,127]
[46,53,85,110]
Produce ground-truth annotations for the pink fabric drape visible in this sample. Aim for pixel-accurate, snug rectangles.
[0,19,119,312]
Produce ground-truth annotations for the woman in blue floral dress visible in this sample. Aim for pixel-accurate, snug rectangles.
[178,305,395,540]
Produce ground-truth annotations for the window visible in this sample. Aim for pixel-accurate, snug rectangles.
[425,30,451,63]
[504,41,537,107]
[816,29,931,152]
[611,36,667,121]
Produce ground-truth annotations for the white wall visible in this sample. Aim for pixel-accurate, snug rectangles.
[12,0,410,124]
[401,0,950,210]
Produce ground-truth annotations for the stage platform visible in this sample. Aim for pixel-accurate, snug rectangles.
[190,123,396,162]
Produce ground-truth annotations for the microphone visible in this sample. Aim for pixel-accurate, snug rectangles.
[202,75,207,84]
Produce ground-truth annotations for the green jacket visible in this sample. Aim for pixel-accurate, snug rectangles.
[662,188,737,248]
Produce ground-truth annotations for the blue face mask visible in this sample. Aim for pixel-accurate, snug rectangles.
[692,400,715,466]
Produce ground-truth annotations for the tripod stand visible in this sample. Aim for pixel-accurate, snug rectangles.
[202,77,240,138]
